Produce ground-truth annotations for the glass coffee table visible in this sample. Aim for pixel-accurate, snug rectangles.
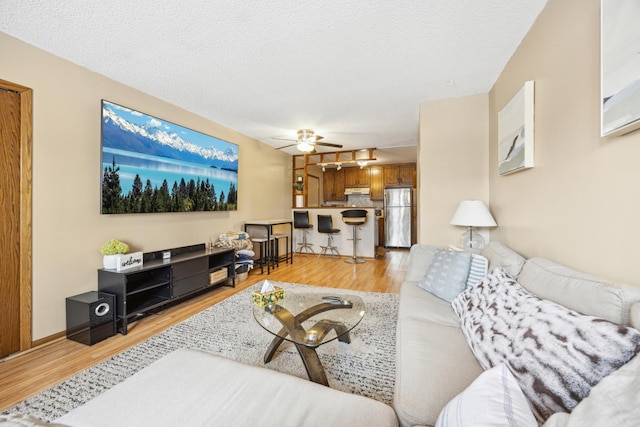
[252,291,365,386]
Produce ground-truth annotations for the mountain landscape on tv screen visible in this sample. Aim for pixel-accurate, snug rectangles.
[102,105,238,172]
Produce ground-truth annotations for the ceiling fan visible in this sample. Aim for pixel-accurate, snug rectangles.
[273,129,343,153]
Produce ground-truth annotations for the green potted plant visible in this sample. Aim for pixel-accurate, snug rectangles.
[294,181,304,194]
[100,239,129,270]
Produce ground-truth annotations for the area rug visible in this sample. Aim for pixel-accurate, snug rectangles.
[6,282,398,422]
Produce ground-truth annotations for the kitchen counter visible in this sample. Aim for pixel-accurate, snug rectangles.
[292,208,377,258]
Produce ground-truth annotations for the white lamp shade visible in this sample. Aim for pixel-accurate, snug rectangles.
[450,200,497,227]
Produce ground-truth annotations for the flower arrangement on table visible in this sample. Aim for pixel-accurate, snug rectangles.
[100,239,130,255]
[100,239,130,270]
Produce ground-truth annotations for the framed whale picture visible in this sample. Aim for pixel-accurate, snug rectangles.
[498,81,535,176]
[101,100,239,214]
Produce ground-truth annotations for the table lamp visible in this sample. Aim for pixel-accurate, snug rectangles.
[450,200,497,252]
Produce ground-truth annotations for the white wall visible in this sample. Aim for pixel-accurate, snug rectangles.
[418,94,490,247]
[418,0,640,287]
[1,32,292,340]
[489,0,640,285]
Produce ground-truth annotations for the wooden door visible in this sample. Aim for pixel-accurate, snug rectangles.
[323,169,335,200]
[0,80,32,357]
[370,166,384,200]
[333,169,345,201]
[0,88,21,357]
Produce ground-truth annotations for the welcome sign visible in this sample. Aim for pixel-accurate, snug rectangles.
[116,252,143,271]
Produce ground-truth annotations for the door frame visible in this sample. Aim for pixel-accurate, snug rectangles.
[1,79,33,352]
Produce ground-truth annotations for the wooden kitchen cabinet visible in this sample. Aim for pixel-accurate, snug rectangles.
[323,168,345,201]
[344,167,370,188]
[369,166,384,200]
[384,163,416,187]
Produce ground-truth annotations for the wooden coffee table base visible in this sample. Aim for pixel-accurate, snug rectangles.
[263,302,353,386]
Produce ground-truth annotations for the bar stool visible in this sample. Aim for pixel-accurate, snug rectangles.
[247,228,278,274]
[317,214,341,258]
[294,211,315,255]
[272,233,290,264]
[341,209,368,264]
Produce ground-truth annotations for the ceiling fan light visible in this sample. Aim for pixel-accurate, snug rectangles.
[297,129,314,141]
[298,141,315,152]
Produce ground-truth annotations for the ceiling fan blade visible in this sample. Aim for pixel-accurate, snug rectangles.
[275,143,298,150]
[271,137,297,142]
[316,142,343,148]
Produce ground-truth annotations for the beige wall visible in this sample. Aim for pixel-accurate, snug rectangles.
[418,94,490,246]
[489,0,640,285]
[1,32,291,340]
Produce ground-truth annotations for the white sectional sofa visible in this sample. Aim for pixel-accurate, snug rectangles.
[4,241,639,427]
[394,242,640,426]
[51,348,398,427]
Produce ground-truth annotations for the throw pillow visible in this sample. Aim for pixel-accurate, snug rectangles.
[418,250,472,302]
[435,364,537,427]
[451,268,640,422]
[466,254,488,287]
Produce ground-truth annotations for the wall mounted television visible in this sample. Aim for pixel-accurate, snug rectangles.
[101,100,239,214]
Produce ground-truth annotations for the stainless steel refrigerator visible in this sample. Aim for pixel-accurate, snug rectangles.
[385,188,413,248]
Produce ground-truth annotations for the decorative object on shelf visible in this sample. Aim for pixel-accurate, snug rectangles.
[100,239,130,270]
[498,80,534,175]
[294,181,304,194]
[601,0,640,137]
[116,252,143,272]
[450,200,497,253]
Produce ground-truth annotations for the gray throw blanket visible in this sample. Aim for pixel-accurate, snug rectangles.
[452,267,640,422]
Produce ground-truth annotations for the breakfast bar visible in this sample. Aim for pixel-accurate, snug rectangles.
[291,208,377,259]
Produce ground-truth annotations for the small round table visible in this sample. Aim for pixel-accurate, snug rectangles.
[252,291,365,386]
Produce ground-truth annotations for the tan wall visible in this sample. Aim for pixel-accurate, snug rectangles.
[418,94,490,246]
[489,0,640,285]
[0,32,291,340]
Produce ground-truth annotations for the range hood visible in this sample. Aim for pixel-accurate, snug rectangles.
[345,188,370,195]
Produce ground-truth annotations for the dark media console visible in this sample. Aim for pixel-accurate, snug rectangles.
[98,243,235,334]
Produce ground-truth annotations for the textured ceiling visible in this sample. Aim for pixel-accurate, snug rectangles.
[0,0,547,160]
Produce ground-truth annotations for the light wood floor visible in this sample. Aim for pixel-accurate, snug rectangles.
[0,249,410,411]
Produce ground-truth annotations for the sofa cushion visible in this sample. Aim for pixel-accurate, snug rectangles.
[518,257,640,326]
[480,242,525,277]
[542,354,640,427]
[57,348,398,427]
[435,364,537,427]
[452,268,640,422]
[393,319,483,427]
[418,250,472,302]
[398,282,460,326]
[405,244,440,282]
[632,302,640,329]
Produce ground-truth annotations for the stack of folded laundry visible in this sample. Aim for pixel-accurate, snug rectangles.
[235,249,255,272]
[214,231,253,250]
